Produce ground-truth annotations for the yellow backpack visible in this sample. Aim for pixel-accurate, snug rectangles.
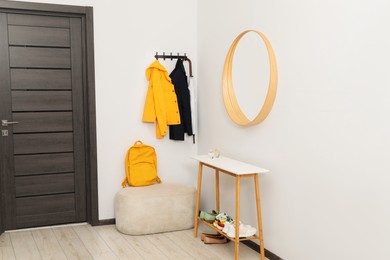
[122,140,161,187]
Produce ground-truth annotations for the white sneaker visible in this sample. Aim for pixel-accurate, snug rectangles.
[224,221,257,238]
[222,221,232,234]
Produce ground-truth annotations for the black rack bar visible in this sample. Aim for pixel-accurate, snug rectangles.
[154,52,188,60]
[155,52,193,77]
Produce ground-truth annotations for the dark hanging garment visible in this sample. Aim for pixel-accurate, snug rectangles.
[169,59,193,140]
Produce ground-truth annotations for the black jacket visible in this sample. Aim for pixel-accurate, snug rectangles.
[169,59,193,140]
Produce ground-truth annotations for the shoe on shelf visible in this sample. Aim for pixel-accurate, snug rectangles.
[199,211,217,223]
[201,233,223,241]
[213,220,224,230]
[222,221,257,238]
[203,235,228,244]
[213,211,233,230]
[222,221,235,234]
[215,212,233,223]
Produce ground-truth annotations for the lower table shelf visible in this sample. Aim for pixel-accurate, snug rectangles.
[198,218,258,242]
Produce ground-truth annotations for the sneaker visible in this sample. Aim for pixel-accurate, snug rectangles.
[223,221,257,238]
[215,212,233,223]
[212,212,233,229]
[222,220,236,234]
[199,211,217,223]
[213,220,224,230]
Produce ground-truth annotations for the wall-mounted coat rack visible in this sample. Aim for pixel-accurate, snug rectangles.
[155,52,193,77]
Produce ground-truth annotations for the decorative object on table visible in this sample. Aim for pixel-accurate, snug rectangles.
[222,30,278,126]
[208,148,220,159]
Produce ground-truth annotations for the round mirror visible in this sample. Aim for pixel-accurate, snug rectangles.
[233,33,270,121]
[222,30,278,126]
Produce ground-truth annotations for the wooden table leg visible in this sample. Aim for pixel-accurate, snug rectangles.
[194,163,203,238]
[215,169,220,212]
[235,176,241,260]
[254,174,265,260]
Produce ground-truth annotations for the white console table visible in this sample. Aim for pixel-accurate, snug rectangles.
[192,155,269,260]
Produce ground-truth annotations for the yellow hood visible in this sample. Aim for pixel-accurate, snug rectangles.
[146,60,171,82]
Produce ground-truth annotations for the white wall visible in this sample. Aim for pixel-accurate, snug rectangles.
[8,1,390,259]
[11,0,198,219]
[197,0,390,260]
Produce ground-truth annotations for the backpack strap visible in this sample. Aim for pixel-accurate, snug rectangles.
[121,177,127,188]
[155,152,161,184]
[122,148,132,188]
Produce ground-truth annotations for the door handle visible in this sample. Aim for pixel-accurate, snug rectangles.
[1,120,19,126]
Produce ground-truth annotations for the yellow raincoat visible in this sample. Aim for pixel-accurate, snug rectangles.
[142,60,181,138]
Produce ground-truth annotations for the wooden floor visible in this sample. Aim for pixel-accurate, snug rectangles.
[0,223,265,260]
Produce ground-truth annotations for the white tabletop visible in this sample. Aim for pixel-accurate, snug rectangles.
[191,155,269,175]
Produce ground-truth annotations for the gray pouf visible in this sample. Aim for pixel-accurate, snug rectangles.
[115,183,196,235]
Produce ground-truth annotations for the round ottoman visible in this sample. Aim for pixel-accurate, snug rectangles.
[115,183,196,235]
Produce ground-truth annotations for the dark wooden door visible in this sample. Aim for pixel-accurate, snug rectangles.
[0,12,87,229]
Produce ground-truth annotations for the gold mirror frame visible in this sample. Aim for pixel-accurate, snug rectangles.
[222,30,278,126]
